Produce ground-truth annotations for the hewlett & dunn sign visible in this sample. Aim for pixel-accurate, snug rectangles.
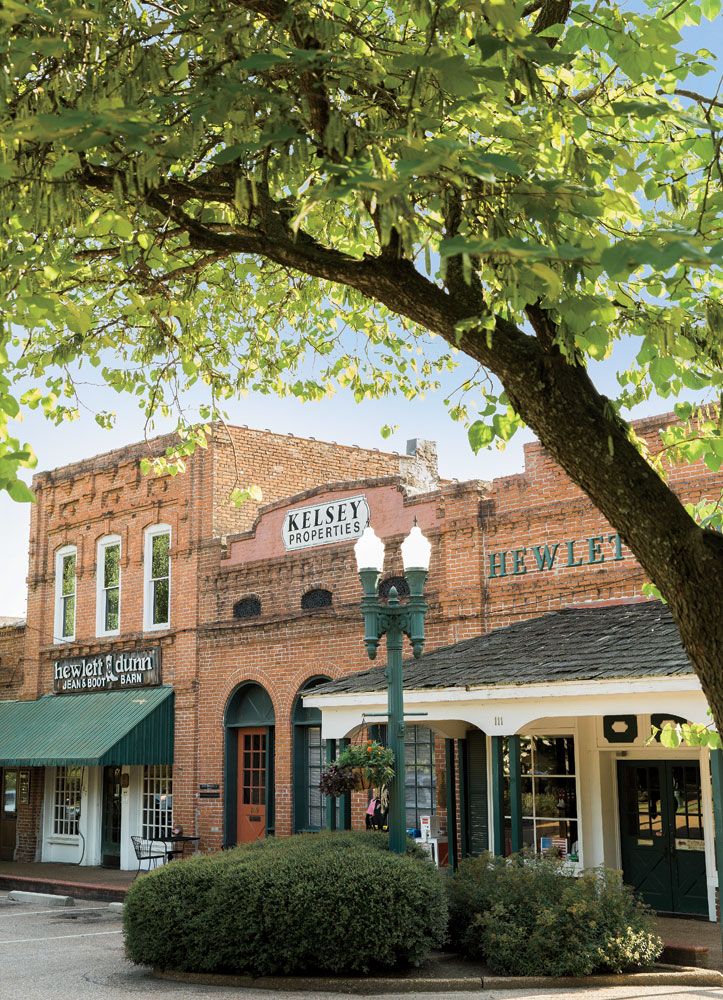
[487,532,626,578]
[53,648,161,693]
[282,494,370,551]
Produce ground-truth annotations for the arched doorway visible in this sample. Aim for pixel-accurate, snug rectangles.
[224,683,275,845]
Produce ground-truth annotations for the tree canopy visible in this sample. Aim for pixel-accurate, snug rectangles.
[1,1,722,717]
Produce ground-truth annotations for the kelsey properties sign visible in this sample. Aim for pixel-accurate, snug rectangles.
[282,495,370,551]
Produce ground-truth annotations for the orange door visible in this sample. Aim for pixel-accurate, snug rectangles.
[237,728,267,842]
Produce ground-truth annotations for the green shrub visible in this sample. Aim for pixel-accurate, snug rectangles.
[447,853,662,977]
[124,831,447,975]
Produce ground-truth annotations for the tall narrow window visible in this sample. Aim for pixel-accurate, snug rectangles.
[97,536,121,636]
[144,525,171,630]
[53,766,82,836]
[142,765,173,839]
[54,545,77,643]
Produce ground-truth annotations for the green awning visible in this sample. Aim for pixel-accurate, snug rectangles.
[0,687,174,767]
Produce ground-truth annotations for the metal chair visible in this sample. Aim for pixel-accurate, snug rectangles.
[130,835,167,877]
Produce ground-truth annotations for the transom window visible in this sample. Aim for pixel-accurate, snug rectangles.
[53,766,82,836]
[142,765,173,839]
[97,536,121,636]
[54,546,77,642]
[144,525,170,630]
[503,736,579,861]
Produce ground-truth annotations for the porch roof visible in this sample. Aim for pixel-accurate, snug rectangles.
[315,601,691,697]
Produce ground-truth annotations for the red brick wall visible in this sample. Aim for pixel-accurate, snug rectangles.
[15,768,43,862]
[481,412,723,631]
[0,623,25,697]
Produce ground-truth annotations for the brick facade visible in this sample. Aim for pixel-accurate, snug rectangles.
[1,412,721,864]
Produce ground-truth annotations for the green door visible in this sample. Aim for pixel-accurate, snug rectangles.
[618,761,707,916]
[101,766,122,868]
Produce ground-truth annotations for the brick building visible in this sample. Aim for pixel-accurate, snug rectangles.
[0,413,721,922]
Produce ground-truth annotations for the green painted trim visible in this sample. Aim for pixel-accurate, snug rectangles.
[457,738,468,858]
[325,739,337,831]
[445,739,458,870]
[710,751,723,949]
[292,724,306,834]
[339,737,351,830]
[490,736,505,856]
[509,735,522,854]
[223,725,237,848]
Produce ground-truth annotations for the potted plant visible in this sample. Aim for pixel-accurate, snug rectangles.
[319,740,395,795]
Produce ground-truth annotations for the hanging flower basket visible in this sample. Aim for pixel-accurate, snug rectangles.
[319,741,395,797]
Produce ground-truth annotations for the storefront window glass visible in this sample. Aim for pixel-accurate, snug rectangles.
[143,765,173,839]
[503,736,579,861]
[53,766,82,835]
[405,726,436,833]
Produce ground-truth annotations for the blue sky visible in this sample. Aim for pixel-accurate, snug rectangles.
[0,6,719,617]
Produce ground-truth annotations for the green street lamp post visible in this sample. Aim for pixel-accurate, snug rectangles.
[353,523,431,855]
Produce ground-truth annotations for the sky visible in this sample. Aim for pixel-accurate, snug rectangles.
[0,5,719,618]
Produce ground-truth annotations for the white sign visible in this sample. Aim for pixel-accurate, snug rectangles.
[53,648,161,693]
[282,495,370,551]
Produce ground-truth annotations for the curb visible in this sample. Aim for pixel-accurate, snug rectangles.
[153,964,723,993]
[7,890,74,907]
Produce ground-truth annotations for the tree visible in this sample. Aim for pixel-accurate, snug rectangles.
[1,0,722,722]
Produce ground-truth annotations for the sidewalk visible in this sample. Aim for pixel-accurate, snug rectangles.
[0,861,135,902]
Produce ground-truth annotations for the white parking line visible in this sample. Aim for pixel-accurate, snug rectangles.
[0,929,122,945]
[0,906,111,920]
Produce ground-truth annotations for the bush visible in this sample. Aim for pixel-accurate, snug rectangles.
[447,853,662,977]
[124,830,447,975]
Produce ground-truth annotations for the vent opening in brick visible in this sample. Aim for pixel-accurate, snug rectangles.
[378,575,410,599]
[233,596,262,620]
[301,589,332,611]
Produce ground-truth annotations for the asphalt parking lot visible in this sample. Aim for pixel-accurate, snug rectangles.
[2,892,723,1000]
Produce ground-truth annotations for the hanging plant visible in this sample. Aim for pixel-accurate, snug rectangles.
[319,740,395,796]
[318,764,357,797]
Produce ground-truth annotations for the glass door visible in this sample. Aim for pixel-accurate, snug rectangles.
[0,769,17,861]
[101,766,122,868]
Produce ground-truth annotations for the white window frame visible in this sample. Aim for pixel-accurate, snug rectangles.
[143,524,171,631]
[96,535,121,637]
[142,765,173,839]
[54,544,77,644]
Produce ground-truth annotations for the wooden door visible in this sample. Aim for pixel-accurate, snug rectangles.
[237,728,267,842]
[618,760,708,916]
[0,769,18,861]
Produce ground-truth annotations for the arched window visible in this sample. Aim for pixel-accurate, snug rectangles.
[96,534,121,637]
[301,588,332,611]
[143,524,171,631]
[54,544,77,643]
[378,575,410,599]
[233,596,262,620]
[292,677,342,832]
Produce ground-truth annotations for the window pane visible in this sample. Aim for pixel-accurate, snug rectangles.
[142,765,173,839]
[534,777,577,819]
[53,766,82,835]
[3,771,17,816]
[105,587,119,631]
[153,578,169,625]
[104,543,120,587]
[152,533,169,578]
[533,737,575,776]
[62,595,75,637]
[62,554,76,597]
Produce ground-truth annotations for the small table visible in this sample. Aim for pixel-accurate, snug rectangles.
[154,835,200,862]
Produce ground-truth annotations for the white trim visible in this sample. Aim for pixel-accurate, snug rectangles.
[53,545,77,644]
[143,524,171,632]
[96,535,121,638]
[305,674,703,710]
